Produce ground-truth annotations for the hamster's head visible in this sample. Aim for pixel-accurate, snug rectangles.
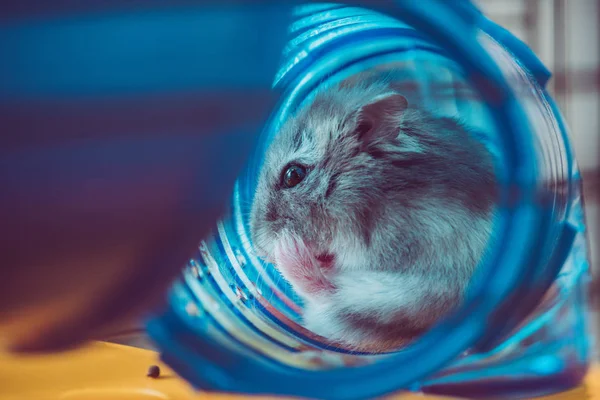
[249,80,410,298]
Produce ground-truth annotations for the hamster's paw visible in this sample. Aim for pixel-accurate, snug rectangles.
[303,301,410,352]
[303,300,363,344]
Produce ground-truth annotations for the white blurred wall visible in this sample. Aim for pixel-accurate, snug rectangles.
[477,0,599,280]
[476,0,600,172]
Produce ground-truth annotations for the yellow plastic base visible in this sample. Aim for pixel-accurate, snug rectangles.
[0,341,204,400]
[0,341,595,399]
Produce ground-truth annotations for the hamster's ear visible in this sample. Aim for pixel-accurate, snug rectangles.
[355,93,408,143]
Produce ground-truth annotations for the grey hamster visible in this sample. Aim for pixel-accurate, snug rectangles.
[250,73,496,352]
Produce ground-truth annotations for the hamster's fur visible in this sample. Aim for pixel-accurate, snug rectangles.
[250,75,496,352]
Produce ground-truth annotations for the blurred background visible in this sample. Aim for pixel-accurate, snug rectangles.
[477,0,600,355]
[476,0,599,266]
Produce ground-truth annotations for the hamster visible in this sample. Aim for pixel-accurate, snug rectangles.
[250,74,497,352]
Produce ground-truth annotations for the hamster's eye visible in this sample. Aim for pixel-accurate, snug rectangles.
[281,164,307,189]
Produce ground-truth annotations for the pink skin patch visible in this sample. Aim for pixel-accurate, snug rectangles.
[273,236,336,296]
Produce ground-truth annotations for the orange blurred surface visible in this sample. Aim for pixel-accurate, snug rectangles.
[0,341,597,400]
